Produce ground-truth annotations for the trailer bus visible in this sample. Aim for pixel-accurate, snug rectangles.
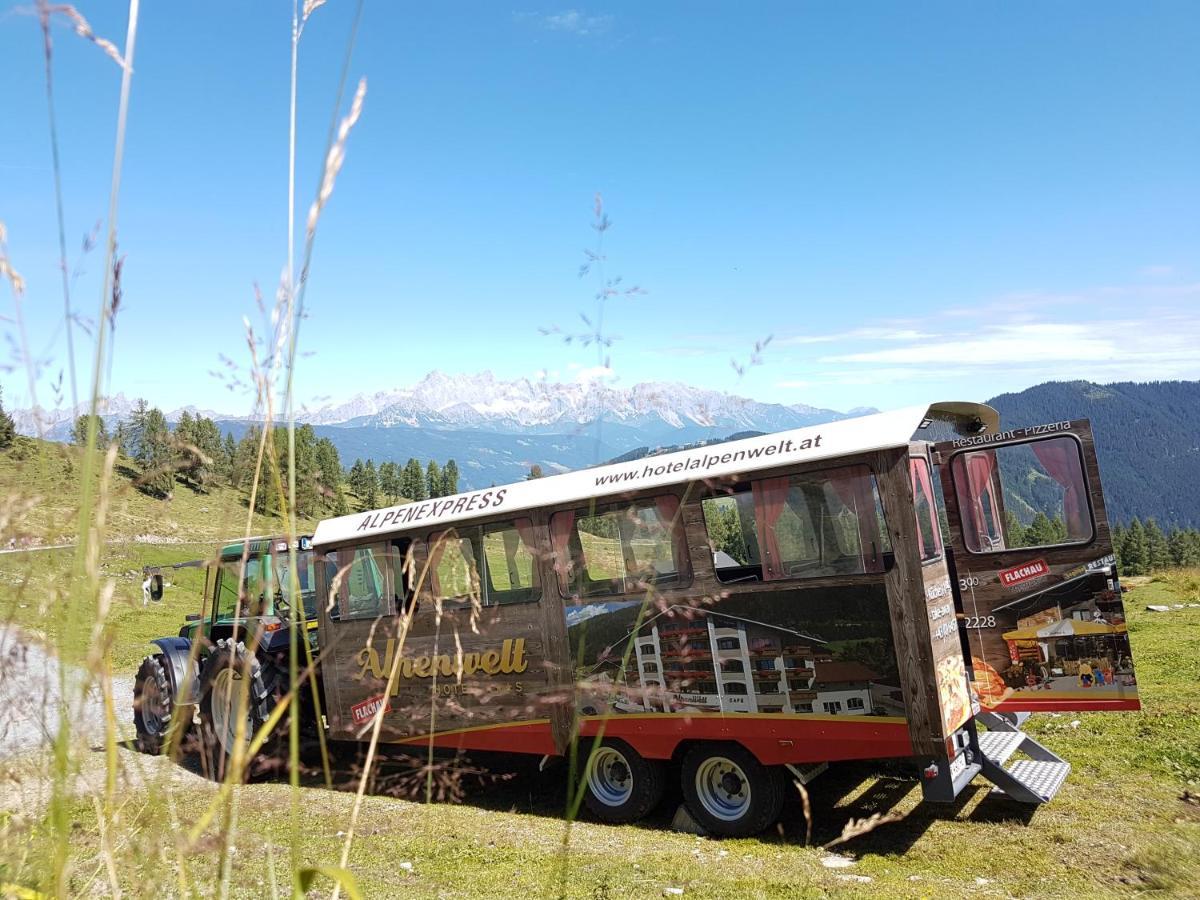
[167,402,1138,836]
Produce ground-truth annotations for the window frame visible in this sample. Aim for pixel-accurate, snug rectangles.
[322,541,400,624]
[909,456,944,565]
[948,433,1097,557]
[699,464,893,585]
[426,518,543,608]
[553,495,692,600]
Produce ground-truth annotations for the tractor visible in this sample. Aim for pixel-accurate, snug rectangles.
[134,535,321,777]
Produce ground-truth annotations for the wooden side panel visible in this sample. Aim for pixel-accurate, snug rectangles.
[871,447,950,758]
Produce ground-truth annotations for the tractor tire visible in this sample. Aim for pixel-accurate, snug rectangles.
[197,639,277,782]
[133,654,187,756]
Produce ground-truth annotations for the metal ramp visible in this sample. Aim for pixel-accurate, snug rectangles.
[973,710,1071,804]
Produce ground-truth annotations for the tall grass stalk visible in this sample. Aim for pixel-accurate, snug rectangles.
[46,1,139,895]
[37,0,80,412]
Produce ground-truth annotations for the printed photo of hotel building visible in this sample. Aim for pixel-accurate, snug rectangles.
[620,606,879,716]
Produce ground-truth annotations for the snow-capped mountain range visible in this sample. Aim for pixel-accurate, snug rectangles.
[14,371,874,488]
[302,370,864,433]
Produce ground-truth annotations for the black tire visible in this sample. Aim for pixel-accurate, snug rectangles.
[197,639,276,782]
[680,743,787,837]
[582,738,667,824]
[133,654,186,755]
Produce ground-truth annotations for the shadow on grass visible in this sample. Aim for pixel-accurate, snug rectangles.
[110,738,1043,855]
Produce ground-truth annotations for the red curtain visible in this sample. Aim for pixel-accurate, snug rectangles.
[1032,439,1088,537]
[909,459,942,559]
[958,451,999,550]
[825,466,884,573]
[550,510,576,593]
[752,477,790,580]
[653,494,687,577]
[511,518,541,587]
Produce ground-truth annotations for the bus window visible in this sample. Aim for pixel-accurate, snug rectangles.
[429,520,541,606]
[552,496,687,598]
[951,436,1093,553]
[910,458,942,562]
[481,519,540,605]
[326,542,393,621]
[429,530,481,605]
[701,465,890,583]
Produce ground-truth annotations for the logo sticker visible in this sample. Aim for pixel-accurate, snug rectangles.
[998,558,1049,588]
[350,694,391,725]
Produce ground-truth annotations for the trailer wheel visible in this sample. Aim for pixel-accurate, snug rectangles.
[134,654,184,755]
[197,639,276,782]
[681,743,786,837]
[582,739,666,824]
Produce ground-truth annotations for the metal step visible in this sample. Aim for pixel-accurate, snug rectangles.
[976,730,1025,766]
[990,759,1071,803]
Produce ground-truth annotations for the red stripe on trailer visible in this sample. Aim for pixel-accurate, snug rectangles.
[994,697,1141,713]
[580,713,912,764]
[393,713,913,765]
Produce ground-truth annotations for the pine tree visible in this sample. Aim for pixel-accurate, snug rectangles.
[0,387,14,450]
[71,414,108,446]
[348,459,365,498]
[363,459,380,509]
[127,398,149,461]
[139,407,174,497]
[222,432,237,479]
[426,460,442,499]
[378,461,400,503]
[1004,511,1028,548]
[1144,518,1172,572]
[1121,518,1149,576]
[314,437,345,511]
[402,458,426,502]
[442,459,459,495]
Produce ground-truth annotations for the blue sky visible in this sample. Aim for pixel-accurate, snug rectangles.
[2,1,1198,417]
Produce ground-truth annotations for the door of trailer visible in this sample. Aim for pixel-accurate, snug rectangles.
[934,420,1139,713]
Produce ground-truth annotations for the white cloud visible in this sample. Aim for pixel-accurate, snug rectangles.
[533,10,614,36]
[1140,264,1176,278]
[574,365,614,384]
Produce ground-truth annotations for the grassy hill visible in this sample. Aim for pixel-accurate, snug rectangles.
[0,435,317,546]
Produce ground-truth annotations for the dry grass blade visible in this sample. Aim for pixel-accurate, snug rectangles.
[792,778,813,846]
[0,222,26,296]
[44,3,129,71]
[822,810,907,849]
[306,77,367,239]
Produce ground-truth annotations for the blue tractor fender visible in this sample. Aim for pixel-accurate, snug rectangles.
[150,637,202,707]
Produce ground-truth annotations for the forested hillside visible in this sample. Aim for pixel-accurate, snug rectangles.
[988,380,1200,528]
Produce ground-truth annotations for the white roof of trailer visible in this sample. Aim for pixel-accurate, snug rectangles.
[312,401,998,549]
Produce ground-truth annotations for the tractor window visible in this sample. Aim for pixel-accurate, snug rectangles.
[271,550,319,620]
[213,556,267,621]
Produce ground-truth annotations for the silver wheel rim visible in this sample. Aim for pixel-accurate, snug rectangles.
[587,746,634,807]
[141,675,165,735]
[210,668,250,754]
[695,756,751,821]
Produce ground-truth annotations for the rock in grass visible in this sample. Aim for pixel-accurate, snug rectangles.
[670,804,707,836]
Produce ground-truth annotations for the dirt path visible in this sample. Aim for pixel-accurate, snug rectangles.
[0,626,135,759]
